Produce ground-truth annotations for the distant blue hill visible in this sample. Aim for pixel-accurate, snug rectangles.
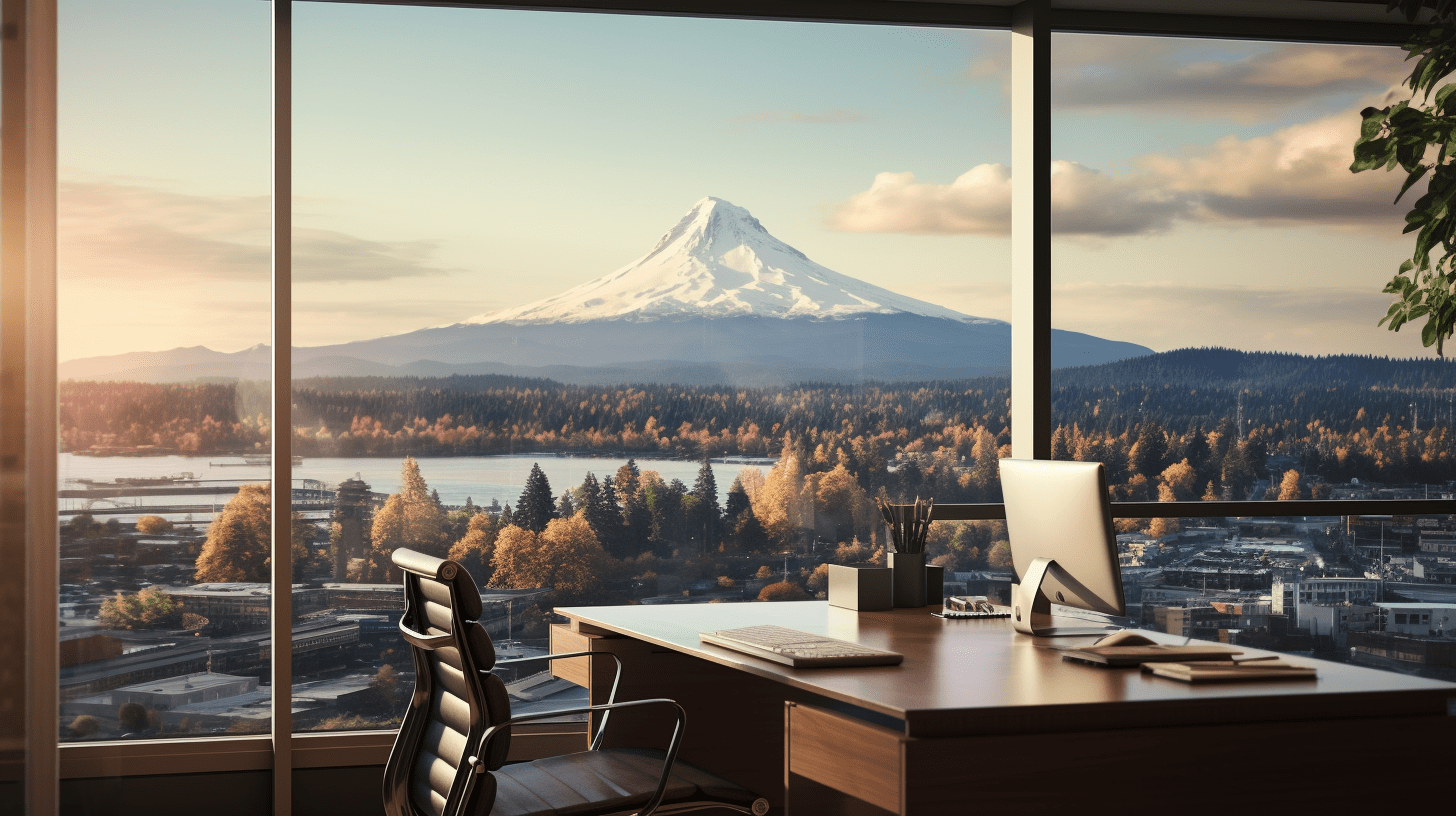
[1053,347,1456,390]
[61,314,1154,386]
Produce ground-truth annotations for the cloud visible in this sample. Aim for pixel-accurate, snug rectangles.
[1053,38,1408,121]
[830,105,1412,238]
[59,180,465,283]
[733,109,871,124]
[828,161,1188,237]
[1140,112,1409,226]
[292,299,500,319]
[829,165,1011,235]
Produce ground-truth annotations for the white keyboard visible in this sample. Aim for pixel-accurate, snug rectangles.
[700,625,904,668]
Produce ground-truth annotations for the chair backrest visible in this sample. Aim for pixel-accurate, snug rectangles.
[384,548,513,816]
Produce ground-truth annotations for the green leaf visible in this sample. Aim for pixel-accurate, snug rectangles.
[1396,164,1430,202]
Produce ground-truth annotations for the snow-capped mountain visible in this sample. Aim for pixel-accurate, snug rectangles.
[62,198,1152,384]
[460,197,993,326]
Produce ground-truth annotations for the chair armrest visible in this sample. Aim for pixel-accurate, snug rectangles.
[397,619,454,651]
[472,699,687,816]
[490,650,623,748]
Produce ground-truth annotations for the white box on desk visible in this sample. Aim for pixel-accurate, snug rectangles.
[827,565,894,611]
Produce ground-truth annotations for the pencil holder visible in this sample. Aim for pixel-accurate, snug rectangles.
[890,551,927,608]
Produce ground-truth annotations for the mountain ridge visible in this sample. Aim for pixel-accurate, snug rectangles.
[457,196,987,325]
[62,197,1151,383]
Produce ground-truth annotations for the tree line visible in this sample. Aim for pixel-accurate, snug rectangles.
[60,349,1456,504]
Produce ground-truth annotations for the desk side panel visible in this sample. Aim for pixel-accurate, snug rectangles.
[901,714,1456,812]
[785,702,903,814]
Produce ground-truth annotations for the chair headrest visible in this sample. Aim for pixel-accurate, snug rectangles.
[392,548,483,621]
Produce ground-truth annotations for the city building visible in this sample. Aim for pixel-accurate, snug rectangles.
[1271,575,1381,616]
[1376,602,1456,636]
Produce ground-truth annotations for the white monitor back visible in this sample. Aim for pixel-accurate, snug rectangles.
[1000,458,1125,618]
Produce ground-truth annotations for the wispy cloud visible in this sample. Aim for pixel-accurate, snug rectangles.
[1053,37,1407,122]
[59,180,466,283]
[292,299,501,319]
[733,109,871,124]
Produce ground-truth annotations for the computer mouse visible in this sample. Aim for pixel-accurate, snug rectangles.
[1094,630,1157,647]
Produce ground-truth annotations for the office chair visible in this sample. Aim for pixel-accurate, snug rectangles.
[383,548,771,816]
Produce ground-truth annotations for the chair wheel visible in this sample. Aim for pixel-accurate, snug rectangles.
[751,798,770,816]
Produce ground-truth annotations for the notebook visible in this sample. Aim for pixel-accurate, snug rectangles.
[1142,659,1317,683]
[1061,643,1242,668]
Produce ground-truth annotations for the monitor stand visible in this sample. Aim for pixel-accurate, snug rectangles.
[1011,556,1121,637]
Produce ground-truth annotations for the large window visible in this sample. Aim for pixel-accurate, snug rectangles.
[56,0,271,742]
[55,1,1016,739]
[1048,33,1456,676]
[284,3,1012,732]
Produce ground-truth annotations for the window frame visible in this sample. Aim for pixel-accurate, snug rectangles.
[9,1,1448,814]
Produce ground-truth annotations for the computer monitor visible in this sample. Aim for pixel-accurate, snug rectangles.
[999,458,1125,636]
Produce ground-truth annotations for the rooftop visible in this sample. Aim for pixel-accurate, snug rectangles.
[115,671,252,696]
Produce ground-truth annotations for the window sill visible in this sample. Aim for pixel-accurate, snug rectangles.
[57,723,588,778]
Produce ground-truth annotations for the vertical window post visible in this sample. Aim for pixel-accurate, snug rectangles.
[271,1,293,813]
[1011,0,1051,461]
[3,1,58,813]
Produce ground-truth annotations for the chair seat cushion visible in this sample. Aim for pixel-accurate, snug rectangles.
[489,748,758,816]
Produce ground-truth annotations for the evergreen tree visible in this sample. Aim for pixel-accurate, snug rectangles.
[515,463,557,533]
[724,476,751,524]
[1129,422,1168,481]
[646,475,688,556]
[557,490,576,519]
[580,472,628,559]
[733,506,770,553]
[615,458,642,494]
[597,475,626,557]
[687,459,723,554]
[1050,426,1072,461]
[615,460,652,557]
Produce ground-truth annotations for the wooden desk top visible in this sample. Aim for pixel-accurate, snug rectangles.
[556,601,1456,739]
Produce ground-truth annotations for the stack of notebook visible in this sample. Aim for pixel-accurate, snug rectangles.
[1061,643,1241,668]
[1142,659,1317,683]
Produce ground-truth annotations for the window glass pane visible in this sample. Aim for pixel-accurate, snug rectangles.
[1136,514,1450,679]
[1049,33,1448,505]
[57,0,270,742]
[1044,34,1456,680]
[291,4,1011,732]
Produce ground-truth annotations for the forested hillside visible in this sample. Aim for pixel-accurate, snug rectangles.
[59,348,1456,500]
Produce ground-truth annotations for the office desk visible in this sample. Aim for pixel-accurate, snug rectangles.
[552,602,1454,813]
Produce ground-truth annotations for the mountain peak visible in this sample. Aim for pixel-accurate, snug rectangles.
[459,198,994,326]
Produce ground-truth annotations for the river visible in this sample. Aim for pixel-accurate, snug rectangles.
[58,452,771,522]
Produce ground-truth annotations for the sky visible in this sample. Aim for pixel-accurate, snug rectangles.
[57,0,1431,362]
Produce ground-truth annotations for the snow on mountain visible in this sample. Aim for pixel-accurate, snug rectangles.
[459,197,995,325]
